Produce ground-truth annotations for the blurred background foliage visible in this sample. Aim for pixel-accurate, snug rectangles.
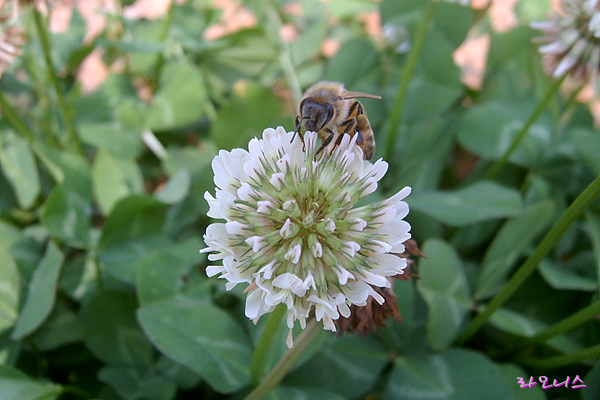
[1,0,600,399]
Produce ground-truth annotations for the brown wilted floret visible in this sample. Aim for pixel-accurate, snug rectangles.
[335,239,425,335]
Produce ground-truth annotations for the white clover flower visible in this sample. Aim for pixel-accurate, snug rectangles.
[201,127,411,347]
[531,0,600,83]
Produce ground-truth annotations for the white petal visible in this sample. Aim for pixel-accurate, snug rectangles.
[225,221,248,235]
[335,265,355,285]
[386,186,412,205]
[276,154,291,173]
[237,182,255,202]
[360,177,378,196]
[258,261,277,279]
[256,200,273,214]
[245,236,266,253]
[371,253,407,274]
[205,265,223,277]
[269,172,285,189]
[342,241,361,257]
[213,148,249,192]
[360,270,389,287]
[272,273,308,296]
[280,218,293,238]
[284,244,302,264]
[311,241,323,258]
[282,199,297,211]
[245,289,268,319]
[368,239,393,253]
[351,218,367,231]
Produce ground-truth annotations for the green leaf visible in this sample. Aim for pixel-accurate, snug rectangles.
[487,308,546,338]
[431,1,472,48]
[538,259,597,292]
[155,356,202,390]
[497,364,546,400]
[475,201,556,299]
[417,239,471,350]
[59,253,98,302]
[135,249,200,305]
[488,308,581,355]
[99,195,168,249]
[403,30,463,122]
[92,149,128,214]
[457,101,552,166]
[137,298,252,394]
[327,0,377,18]
[11,241,64,340]
[0,365,61,400]
[99,234,171,285]
[0,129,40,208]
[408,181,522,227]
[289,19,326,68]
[40,184,91,249]
[80,290,154,366]
[211,81,285,151]
[0,241,20,333]
[33,142,92,199]
[30,300,83,351]
[268,386,345,400]
[325,39,378,85]
[81,121,143,160]
[154,169,191,204]
[147,60,208,131]
[402,73,461,122]
[163,145,215,179]
[571,127,600,174]
[396,116,453,192]
[0,329,20,365]
[98,366,177,400]
[384,349,512,400]
[584,360,600,400]
[93,150,144,214]
[283,335,388,398]
[203,29,278,85]
[379,278,426,354]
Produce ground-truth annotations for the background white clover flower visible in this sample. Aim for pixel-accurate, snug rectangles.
[201,127,411,346]
[531,0,600,83]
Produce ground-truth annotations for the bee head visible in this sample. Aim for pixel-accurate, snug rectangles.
[300,98,334,132]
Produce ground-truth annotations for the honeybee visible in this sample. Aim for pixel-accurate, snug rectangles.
[293,81,380,160]
[337,100,376,160]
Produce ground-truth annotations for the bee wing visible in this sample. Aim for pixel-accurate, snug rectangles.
[341,91,382,100]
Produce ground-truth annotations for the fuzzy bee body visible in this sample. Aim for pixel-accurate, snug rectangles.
[293,81,380,160]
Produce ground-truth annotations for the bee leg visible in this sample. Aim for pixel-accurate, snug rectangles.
[314,129,335,159]
[292,115,306,151]
[329,119,356,156]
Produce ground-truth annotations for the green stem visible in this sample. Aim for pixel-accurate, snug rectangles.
[245,319,321,400]
[152,0,175,85]
[0,91,35,143]
[32,8,84,156]
[383,0,436,161]
[454,173,600,345]
[256,0,302,104]
[23,17,57,147]
[496,299,600,358]
[524,299,600,346]
[484,75,566,179]
[250,304,286,386]
[519,343,600,369]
